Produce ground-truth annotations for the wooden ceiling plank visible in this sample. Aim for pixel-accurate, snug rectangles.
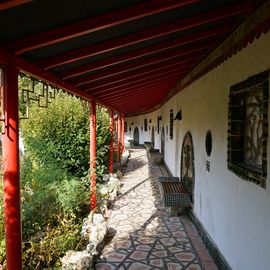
[0,0,32,11]
[90,74,179,95]
[60,24,231,80]
[87,68,183,96]
[8,0,198,54]
[81,50,204,90]
[110,90,168,104]
[80,61,193,92]
[93,80,174,99]
[74,39,217,87]
[100,83,173,102]
[38,1,252,69]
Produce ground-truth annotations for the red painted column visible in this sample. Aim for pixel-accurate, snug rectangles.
[117,114,121,168]
[2,65,22,270]
[89,99,96,210]
[121,114,125,154]
[109,109,114,174]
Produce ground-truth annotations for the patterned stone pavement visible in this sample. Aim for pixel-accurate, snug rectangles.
[95,147,218,270]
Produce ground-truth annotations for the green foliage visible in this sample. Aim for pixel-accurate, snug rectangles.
[20,91,90,176]
[20,153,89,268]
[20,89,112,178]
[96,107,111,178]
[22,216,85,270]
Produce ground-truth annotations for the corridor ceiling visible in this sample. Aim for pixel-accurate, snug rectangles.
[0,0,264,115]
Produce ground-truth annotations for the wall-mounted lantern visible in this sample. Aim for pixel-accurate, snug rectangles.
[174,110,182,121]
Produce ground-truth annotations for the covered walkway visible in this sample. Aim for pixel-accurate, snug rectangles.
[96,147,217,270]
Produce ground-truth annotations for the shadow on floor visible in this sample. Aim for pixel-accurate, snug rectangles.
[95,147,218,270]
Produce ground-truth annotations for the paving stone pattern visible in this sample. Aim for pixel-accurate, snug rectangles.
[95,147,218,270]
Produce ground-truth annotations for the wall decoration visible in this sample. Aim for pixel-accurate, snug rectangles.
[169,109,173,139]
[144,119,148,131]
[227,70,269,188]
[133,127,139,146]
[161,127,165,156]
[205,130,212,156]
[181,131,195,202]
[157,116,162,134]
[174,110,182,121]
[206,160,210,172]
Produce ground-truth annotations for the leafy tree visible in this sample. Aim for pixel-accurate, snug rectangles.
[20,89,111,177]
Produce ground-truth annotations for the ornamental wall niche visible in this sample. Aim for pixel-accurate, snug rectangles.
[181,131,195,203]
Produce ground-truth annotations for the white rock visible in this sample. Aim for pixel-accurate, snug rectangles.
[81,213,107,256]
[102,174,110,182]
[61,250,93,270]
[93,213,105,225]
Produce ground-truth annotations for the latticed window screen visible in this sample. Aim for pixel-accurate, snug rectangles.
[227,70,269,188]
[169,109,173,139]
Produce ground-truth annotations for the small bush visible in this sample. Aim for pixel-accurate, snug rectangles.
[22,215,86,269]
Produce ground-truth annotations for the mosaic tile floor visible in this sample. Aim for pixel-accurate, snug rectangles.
[95,147,218,270]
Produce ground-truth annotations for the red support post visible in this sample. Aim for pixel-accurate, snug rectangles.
[2,64,22,270]
[109,109,114,174]
[121,115,125,154]
[117,115,121,168]
[89,99,96,210]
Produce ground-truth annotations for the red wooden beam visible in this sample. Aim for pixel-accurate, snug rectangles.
[0,48,13,64]
[117,115,121,168]
[2,65,22,270]
[82,50,204,90]
[8,0,198,54]
[60,24,231,80]
[121,114,125,153]
[0,0,32,11]
[38,1,252,69]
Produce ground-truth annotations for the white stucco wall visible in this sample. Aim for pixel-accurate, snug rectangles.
[125,32,270,270]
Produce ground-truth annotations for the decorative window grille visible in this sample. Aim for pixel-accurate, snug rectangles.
[227,70,269,188]
[144,118,148,131]
[169,109,173,139]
